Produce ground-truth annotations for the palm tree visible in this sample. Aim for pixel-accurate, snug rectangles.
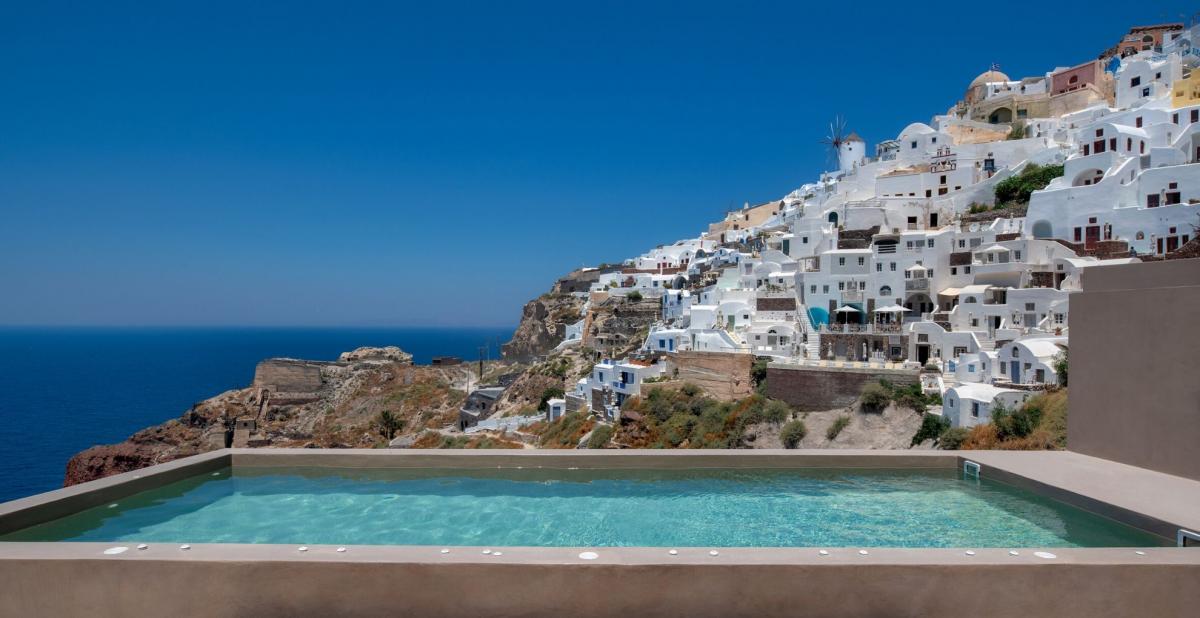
[375,409,404,440]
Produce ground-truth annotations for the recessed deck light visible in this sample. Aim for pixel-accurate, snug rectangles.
[1034,551,1056,559]
[579,551,599,560]
[668,549,678,556]
[337,547,347,553]
[1008,550,1020,556]
[818,550,829,556]
[180,544,190,550]
[858,550,869,556]
[298,546,308,552]
[965,550,976,556]
[709,550,720,556]
[103,547,128,555]
[137,544,148,550]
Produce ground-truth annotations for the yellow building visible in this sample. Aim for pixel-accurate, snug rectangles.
[1172,71,1200,108]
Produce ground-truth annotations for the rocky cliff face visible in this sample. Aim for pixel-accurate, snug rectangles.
[64,348,466,486]
[501,292,584,360]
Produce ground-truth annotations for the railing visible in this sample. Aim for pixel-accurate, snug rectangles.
[821,323,902,334]
[841,289,862,302]
[905,278,929,291]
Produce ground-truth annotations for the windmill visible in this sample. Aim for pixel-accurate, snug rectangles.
[819,115,850,172]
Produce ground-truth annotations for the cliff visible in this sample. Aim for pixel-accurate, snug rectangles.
[500,292,584,360]
[64,347,469,486]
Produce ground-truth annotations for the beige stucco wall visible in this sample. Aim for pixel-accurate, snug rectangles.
[1068,258,1200,480]
[1,549,1197,618]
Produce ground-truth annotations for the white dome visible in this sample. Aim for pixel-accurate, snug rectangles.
[898,122,934,140]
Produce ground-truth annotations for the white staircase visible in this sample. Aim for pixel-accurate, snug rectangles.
[798,305,820,360]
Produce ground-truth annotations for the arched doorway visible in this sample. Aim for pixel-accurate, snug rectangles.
[827,211,839,226]
[1031,220,1053,239]
[988,107,1013,124]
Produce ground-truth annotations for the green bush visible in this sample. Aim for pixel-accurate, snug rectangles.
[993,401,1044,441]
[911,413,950,446]
[826,415,851,441]
[781,420,807,448]
[762,399,792,425]
[587,424,614,449]
[680,382,702,397]
[859,382,891,411]
[1053,351,1068,387]
[626,290,643,302]
[993,163,1064,205]
[1006,123,1026,140]
[537,386,566,411]
[939,427,970,450]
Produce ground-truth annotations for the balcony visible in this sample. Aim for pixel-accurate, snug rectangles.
[905,278,929,292]
[821,322,903,335]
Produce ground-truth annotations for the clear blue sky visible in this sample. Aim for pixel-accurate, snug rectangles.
[2,1,1194,327]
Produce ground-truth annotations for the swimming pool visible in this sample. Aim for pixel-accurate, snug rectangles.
[0,466,1163,548]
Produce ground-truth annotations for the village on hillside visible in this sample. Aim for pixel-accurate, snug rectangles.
[448,22,1200,449]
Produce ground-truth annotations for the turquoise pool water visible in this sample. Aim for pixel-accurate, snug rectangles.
[1,467,1164,547]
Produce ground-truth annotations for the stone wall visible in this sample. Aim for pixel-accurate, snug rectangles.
[665,351,754,401]
[766,364,919,410]
[253,359,326,393]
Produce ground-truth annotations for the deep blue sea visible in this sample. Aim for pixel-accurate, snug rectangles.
[0,327,513,503]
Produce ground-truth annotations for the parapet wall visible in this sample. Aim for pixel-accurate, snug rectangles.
[1068,258,1200,480]
[665,351,753,401]
[766,364,918,410]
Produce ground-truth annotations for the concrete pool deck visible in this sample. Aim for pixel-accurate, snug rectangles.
[1,448,1199,617]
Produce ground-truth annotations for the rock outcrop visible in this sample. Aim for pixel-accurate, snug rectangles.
[501,292,584,360]
[63,347,470,486]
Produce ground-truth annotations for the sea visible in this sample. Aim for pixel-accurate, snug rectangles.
[0,326,514,503]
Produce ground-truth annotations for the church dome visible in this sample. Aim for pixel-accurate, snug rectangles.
[968,69,1010,90]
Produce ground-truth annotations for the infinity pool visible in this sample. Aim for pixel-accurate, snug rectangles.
[0,467,1164,547]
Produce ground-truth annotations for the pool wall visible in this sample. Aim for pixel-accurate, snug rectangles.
[1,448,1198,618]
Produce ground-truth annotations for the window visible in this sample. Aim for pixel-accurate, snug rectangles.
[932,137,937,143]
[958,239,965,248]
[951,267,957,275]
[1193,110,1199,124]
[857,257,865,266]
[1025,302,1035,311]
[971,402,980,418]
[1135,117,1143,128]
[801,236,809,244]
[964,266,971,274]
[810,285,816,294]
[1012,348,1019,358]
[968,365,975,373]
[1130,76,1141,88]
[880,285,892,296]
[927,269,933,278]
[1054,313,1064,324]
[822,285,829,293]
[838,282,845,291]
[911,141,917,148]
[1014,250,1021,261]
[1036,369,1045,383]
[890,262,896,272]
[859,281,866,290]
[1095,129,1103,138]
[876,263,882,272]
[928,239,935,248]
[940,175,947,184]
[1147,194,1160,208]
[1000,362,1006,375]
[838,257,845,266]
[1142,87,1150,97]
[970,318,978,327]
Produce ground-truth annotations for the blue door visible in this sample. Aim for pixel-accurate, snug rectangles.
[1010,361,1020,383]
[668,339,674,352]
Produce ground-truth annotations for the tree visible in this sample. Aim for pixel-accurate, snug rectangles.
[374,409,404,440]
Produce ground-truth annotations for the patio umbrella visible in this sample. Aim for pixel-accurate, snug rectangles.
[873,304,909,313]
[834,305,860,313]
